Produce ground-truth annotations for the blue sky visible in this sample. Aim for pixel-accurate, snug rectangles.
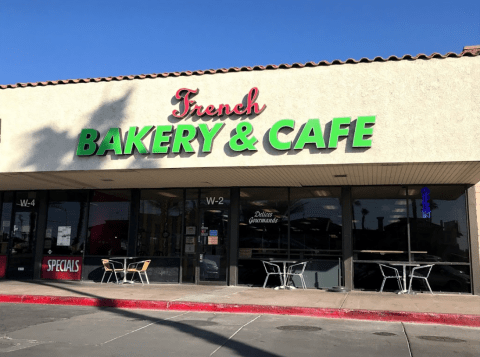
[1,0,479,85]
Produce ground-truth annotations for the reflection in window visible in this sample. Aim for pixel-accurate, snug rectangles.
[409,185,469,263]
[44,191,88,256]
[352,186,408,262]
[239,188,288,259]
[138,189,183,257]
[0,192,13,255]
[289,187,342,259]
[87,190,130,256]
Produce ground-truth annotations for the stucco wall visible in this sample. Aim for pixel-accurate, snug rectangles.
[0,56,479,174]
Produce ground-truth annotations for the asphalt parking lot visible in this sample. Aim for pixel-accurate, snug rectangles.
[0,303,479,356]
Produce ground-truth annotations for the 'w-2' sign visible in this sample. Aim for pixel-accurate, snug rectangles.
[205,197,224,205]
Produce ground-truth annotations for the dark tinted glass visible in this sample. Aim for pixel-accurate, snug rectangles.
[0,192,13,255]
[239,188,288,259]
[409,185,469,263]
[138,189,183,257]
[352,186,408,261]
[87,190,130,256]
[44,191,88,256]
[289,187,342,259]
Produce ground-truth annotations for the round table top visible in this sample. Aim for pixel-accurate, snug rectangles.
[109,256,136,260]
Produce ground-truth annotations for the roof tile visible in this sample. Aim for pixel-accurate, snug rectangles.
[1,46,479,90]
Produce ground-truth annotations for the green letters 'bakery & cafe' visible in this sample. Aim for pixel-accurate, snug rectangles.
[1,45,479,295]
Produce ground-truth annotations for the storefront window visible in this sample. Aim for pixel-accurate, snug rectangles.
[138,189,183,257]
[87,190,130,256]
[289,187,342,259]
[239,188,288,259]
[182,189,198,283]
[0,192,13,256]
[44,191,88,256]
[408,185,469,263]
[352,186,409,262]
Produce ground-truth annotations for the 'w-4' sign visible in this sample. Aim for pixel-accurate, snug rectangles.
[16,199,35,207]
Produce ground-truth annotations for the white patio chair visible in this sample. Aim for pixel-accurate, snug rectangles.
[378,264,403,292]
[127,260,151,285]
[408,264,434,294]
[262,261,284,288]
[286,262,308,289]
[101,259,124,284]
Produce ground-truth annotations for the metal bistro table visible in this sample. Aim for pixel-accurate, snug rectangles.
[109,256,136,284]
[270,260,306,290]
[390,262,420,294]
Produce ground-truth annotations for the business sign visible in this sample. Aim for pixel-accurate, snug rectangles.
[76,88,375,156]
[0,255,6,278]
[41,256,82,280]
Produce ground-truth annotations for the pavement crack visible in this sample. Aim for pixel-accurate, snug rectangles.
[209,315,261,356]
[401,322,413,357]
[339,292,349,309]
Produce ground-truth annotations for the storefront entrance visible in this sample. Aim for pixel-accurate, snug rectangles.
[5,192,38,279]
[198,208,229,283]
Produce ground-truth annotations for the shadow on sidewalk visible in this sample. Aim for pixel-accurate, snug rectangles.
[9,280,282,357]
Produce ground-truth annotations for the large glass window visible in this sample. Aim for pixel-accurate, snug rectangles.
[239,188,288,259]
[352,185,471,293]
[138,189,183,257]
[44,191,88,256]
[87,190,130,256]
[182,189,198,283]
[289,187,342,259]
[408,185,469,263]
[352,186,409,262]
[0,192,13,255]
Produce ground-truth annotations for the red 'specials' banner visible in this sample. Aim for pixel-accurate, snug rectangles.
[41,256,82,280]
[0,256,6,278]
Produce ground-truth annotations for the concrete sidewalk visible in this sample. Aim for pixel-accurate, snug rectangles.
[1,280,479,327]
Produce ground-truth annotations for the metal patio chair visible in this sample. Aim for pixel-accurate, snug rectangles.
[408,264,434,294]
[262,261,284,288]
[378,264,403,292]
[286,262,308,289]
[127,260,151,285]
[101,259,124,284]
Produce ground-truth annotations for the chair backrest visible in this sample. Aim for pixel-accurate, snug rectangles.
[102,259,112,271]
[413,264,434,278]
[262,261,280,273]
[140,260,151,272]
[378,264,397,277]
[290,262,307,274]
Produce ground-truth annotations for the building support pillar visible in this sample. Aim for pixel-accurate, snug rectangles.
[341,186,353,290]
[228,187,240,286]
[467,185,480,295]
[33,191,48,279]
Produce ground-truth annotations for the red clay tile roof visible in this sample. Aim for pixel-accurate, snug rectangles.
[1,45,479,90]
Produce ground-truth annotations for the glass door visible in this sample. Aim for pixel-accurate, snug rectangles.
[198,208,229,283]
[6,191,38,279]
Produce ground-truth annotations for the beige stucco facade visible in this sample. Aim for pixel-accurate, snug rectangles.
[0,55,479,191]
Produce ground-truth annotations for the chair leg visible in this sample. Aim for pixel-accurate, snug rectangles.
[424,278,433,294]
[138,272,144,285]
[380,278,387,292]
[397,277,403,291]
[408,277,414,294]
[263,274,270,288]
[107,272,112,283]
[300,275,307,289]
[101,271,106,283]
[144,272,150,284]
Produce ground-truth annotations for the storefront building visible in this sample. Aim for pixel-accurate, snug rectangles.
[1,45,479,294]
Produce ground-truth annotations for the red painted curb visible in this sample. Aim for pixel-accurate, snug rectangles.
[1,294,479,328]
